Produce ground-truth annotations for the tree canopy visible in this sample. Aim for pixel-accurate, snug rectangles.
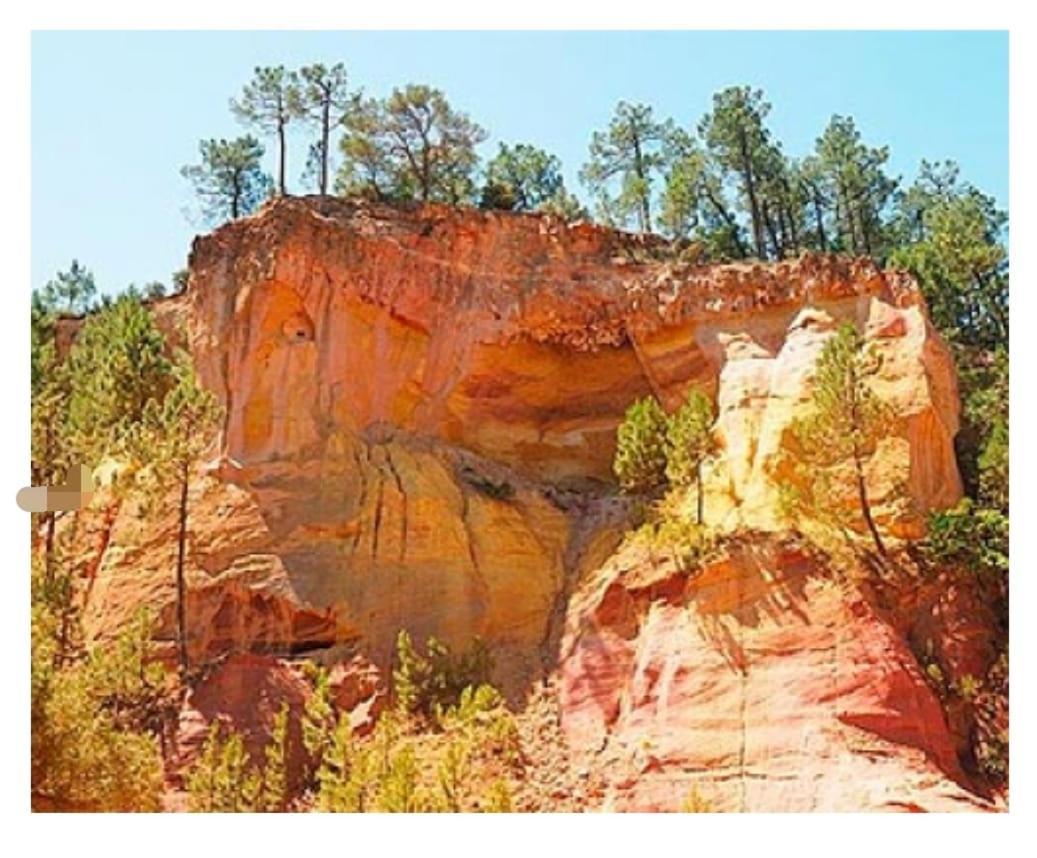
[181,136,272,223]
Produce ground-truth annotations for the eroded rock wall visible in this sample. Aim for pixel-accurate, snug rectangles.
[81,198,960,661]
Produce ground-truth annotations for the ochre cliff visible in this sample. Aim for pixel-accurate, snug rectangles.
[65,196,992,811]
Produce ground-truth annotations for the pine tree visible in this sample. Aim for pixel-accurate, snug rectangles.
[187,723,261,812]
[665,389,718,524]
[129,355,221,681]
[30,310,73,588]
[181,136,272,224]
[786,323,895,556]
[38,260,98,316]
[339,85,486,204]
[260,702,291,811]
[613,395,669,494]
[813,115,897,257]
[480,143,564,212]
[298,63,352,195]
[301,665,336,770]
[580,102,668,233]
[65,294,174,466]
[698,87,781,259]
[231,66,302,196]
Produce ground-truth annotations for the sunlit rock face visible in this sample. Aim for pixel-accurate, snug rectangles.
[557,534,995,812]
[62,197,990,810]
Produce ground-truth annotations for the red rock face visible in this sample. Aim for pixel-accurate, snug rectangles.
[56,198,1000,811]
[558,536,998,812]
[173,651,388,794]
[175,654,312,791]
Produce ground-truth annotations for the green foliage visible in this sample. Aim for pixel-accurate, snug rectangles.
[783,323,896,556]
[665,388,718,523]
[231,65,303,195]
[187,723,262,812]
[181,135,272,223]
[580,101,668,232]
[435,739,469,811]
[297,63,351,195]
[812,115,897,257]
[613,395,669,495]
[698,86,780,258]
[376,744,423,811]
[539,187,589,221]
[37,260,98,316]
[392,631,494,718]
[64,294,175,466]
[924,499,1008,582]
[337,85,486,203]
[889,187,1007,350]
[301,664,337,778]
[260,703,291,812]
[480,143,564,212]
[31,576,165,811]
[315,715,373,812]
[129,354,222,486]
[628,515,718,574]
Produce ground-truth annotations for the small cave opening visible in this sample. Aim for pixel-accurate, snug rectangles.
[281,311,316,345]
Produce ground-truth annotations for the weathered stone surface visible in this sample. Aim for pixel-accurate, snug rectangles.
[56,199,994,811]
[557,534,998,812]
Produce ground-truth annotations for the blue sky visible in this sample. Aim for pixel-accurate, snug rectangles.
[31,30,1008,295]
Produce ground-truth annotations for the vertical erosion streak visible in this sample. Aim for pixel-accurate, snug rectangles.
[384,448,408,564]
[371,469,385,563]
[457,485,491,630]
[349,441,370,556]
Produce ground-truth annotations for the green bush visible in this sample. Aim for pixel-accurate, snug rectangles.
[187,723,262,812]
[31,588,165,812]
[924,498,1008,581]
[392,631,493,718]
[613,395,669,494]
[665,389,718,523]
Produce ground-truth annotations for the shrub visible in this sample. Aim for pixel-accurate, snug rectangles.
[783,323,897,557]
[301,664,336,779]
[628,514,717,574]
[924,498,1008,581]
[260,703,291,811]
[31,593,165,812]
[186,723,262,812]
[613,395,669,494]
[392,631,494,718]
[665,388,718,523]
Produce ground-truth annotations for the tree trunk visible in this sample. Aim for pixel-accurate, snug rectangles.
[175,461,190,682]
[320,96,331,196]
[277,116,287,196]
[703,185,748,257]
[853,448,886,557]
[737,129,765,258]
[812,190,827,251]
[762,200,781,260]
[631,125,651,233]
[231,173,241,220]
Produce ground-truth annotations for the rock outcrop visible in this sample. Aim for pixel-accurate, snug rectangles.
[558,534,995,811]
[61,197,991,810]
